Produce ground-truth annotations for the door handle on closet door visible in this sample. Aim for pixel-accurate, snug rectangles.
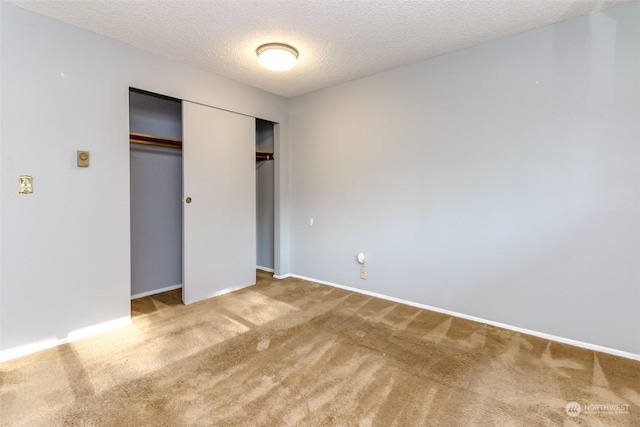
[185,197,192,204]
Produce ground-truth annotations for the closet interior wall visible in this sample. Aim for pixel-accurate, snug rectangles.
[129,90,183,297]
[256,119,275,271]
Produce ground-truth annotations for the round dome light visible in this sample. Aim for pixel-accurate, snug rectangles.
[257,43,299,72]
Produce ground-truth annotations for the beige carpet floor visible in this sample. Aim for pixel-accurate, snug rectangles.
[1,271,639,426]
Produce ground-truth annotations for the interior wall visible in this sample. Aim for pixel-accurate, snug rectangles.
[288,3,640,355]
[129,91,182,139]
[0,3,4,350]
[0,2,288,356]
[130,146,183,296]
[129,91,183,297]
[256,119,274,270]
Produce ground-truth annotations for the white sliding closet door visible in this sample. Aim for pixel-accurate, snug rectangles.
[182,101,256,305]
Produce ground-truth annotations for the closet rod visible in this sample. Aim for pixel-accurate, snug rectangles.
[130,132,182,149]
[256,151,274,161]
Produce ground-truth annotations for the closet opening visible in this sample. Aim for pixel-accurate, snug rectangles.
[256,119,275,274]
[129,88,184,300]
[130,88,275,304]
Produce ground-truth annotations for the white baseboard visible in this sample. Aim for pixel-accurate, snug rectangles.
[273,273,292,280]
[256,266,275,273]
[183,283,255,305]
[0,316,131,363]
[131,284,182,300]
[288,274,640,362]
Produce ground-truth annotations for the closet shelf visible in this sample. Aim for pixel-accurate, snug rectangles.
[130,132,182,149]
[256,151,274,161]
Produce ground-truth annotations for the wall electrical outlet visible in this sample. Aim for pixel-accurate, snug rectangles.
[360,266,367,280]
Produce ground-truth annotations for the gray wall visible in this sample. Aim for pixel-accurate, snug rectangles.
[288,3,640,354]
[256,119,274,270]
[129,91,182,140]
[130,91,183,296]
[0,2,289,357]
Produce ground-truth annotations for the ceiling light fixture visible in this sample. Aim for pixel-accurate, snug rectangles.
[256,43,299,72]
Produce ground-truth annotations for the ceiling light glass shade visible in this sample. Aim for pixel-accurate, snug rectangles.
[257,43,299,71]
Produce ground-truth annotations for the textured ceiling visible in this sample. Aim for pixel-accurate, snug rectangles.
[4,0,632,98]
